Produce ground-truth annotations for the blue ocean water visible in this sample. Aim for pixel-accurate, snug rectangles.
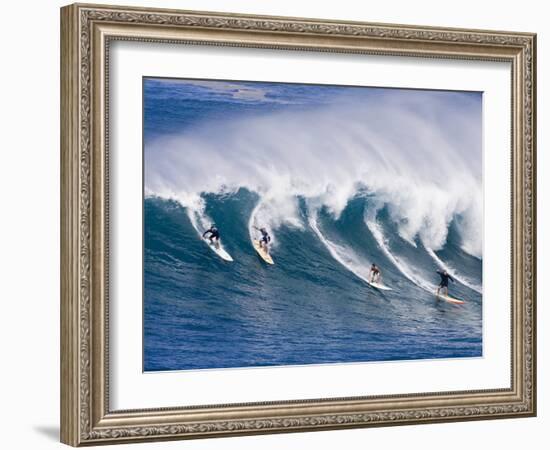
[143,78,483,371]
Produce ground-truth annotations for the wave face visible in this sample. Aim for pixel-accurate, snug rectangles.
[144,194,483,371]
[143,79,483,371]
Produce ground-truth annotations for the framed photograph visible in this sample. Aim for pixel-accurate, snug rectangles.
[60,3,536,446]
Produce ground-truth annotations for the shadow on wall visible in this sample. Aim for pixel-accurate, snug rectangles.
[33,426,59,442]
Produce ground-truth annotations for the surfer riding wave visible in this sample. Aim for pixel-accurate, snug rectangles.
[436,269,455,296]
[253,226,271,254]
[203,224,220,248]
[369,263,381,283]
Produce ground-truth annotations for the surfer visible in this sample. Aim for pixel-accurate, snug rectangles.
[253,226,271,253]
[202,224,220,248]
[369,263,381,283]
[436,269,454,296]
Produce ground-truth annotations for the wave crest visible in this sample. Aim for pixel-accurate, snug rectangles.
[145,90,482,257]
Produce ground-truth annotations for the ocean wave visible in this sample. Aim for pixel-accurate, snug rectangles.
[145,90,482,258]
[425,247,483,294]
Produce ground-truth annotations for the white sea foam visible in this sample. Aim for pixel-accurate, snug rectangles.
[247,197,304,249]
[145,89,483,258]
[184,198,232,256]
[307,211,374,285]
[364,215,435,292]
[425,247,483,294]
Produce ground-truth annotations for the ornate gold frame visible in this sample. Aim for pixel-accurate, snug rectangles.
[60,3,536,446]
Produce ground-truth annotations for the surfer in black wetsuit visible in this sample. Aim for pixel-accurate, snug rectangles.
[253,226,271,253]
[436,269,454,296]
[370,263,381,283]
[203,225,220,248]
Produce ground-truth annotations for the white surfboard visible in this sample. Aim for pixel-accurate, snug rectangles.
[367,280,392,291]
[203,238,233,262]
[253,240,274,265]
[436,292,465,305]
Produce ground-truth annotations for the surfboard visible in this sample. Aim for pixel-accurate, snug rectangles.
[436,292,465,304]
[253,240,274,265]
[367,280,392,291]
[203,238,233,262]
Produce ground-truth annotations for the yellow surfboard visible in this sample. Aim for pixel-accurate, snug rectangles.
[436,292,466,305]
[253,240,274,265]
